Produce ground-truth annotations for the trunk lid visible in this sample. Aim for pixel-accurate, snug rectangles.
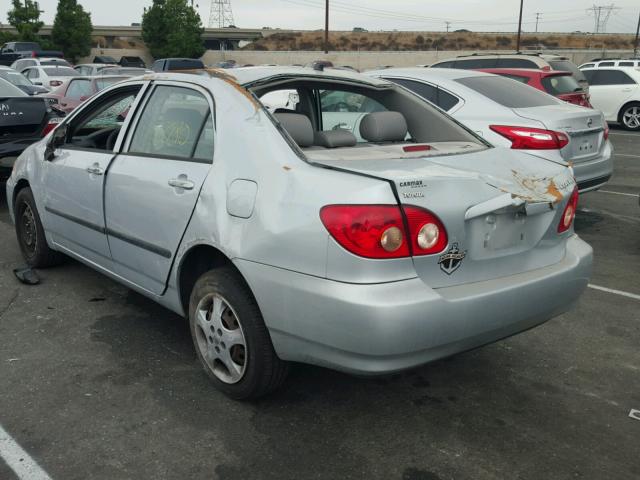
[308,143,576,288]
[0,97,47,139]
[512,104,605,164]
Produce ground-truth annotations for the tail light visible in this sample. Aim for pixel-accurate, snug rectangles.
[603,123,609,141]
[42,117,62,136]
[49,80,62,87]
[490,125,570,150]
[319,204,447,259]
[558,188,579,233]
[31,51,37,58]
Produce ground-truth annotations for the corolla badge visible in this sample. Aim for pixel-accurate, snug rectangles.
[438,243,466,275]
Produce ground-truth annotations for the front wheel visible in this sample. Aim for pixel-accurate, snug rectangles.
[14,187,65,268]
[188,267,289,399]
[619,102,640,131]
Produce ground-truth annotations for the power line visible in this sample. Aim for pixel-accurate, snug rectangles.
[209,0,234,28]
[587,4,621,33]
[535,12,541,33]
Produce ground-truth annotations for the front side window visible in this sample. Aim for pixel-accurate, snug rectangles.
[456,75,558,108]
[66,79,93,100]
[128,85,214,161]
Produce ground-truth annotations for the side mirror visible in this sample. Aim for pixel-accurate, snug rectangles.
[45,124,67,161]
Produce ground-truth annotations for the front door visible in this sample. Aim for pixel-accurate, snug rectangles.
[42,84,146,268]
[104,83,215,294]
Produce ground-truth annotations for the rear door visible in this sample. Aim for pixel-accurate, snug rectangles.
[104,82,214,294]
[583,69,636,119]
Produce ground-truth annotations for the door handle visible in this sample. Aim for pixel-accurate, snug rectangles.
[86,163,104,175]
[168,177,195,190]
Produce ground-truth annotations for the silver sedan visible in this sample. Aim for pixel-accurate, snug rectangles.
[6,67,592,398]
[367,68,614,193]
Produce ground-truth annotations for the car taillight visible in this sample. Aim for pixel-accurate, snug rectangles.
[603,123,609,141]
[558,188,579,233]
[49,80,62,87]
[42,117,62,137]
[490,125,570,150]
[319,204,447,259]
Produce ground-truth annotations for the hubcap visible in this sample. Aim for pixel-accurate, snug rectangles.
[20,204,37,256]
[623,106,640,129]
[194,294,247,384]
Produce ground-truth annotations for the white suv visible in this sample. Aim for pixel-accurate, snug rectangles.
[580,59,640,69]
[581,67,640,130]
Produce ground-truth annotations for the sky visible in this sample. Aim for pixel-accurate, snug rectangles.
[2,0,639,33]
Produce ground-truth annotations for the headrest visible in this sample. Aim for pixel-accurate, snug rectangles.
[359,111,408,143]
[275,113,314,147]
[314,129,357,148]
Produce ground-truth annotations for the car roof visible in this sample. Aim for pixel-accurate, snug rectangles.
[161,66,394,88]
[367,67,492,81]
[76,63,118,67]
[476,68,570,77]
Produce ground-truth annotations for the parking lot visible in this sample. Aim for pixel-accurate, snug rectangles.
[0,128,638,480]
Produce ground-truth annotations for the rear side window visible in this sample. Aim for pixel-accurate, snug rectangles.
[541,75,582,95]
[456,75,557,108]
[66,79,92,99]
[496,58,538,68]
[587,70,636,86]
[598,61,615,67]
[389,78,460,111]
[453,58,496,69]
[619,62,634,67]
[581,63,595,69]
[129,85,214,161]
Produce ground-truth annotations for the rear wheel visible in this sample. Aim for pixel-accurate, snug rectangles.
[14,187,65,268]
[619,102,640,131]
[188,267,288,399]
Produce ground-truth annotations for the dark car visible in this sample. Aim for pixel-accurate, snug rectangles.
[0,78,61,178]
[118,56,146,68]
[93,55,118,64]
[0,67,48,95]
[151,58,205,72]
[0,42,64,67]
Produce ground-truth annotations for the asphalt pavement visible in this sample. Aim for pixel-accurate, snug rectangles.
[0,128,638,480]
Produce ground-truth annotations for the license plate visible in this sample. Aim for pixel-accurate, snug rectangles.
[571,133,599,158]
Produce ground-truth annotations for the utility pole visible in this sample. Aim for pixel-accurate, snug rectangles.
[324,0,329,54]
[634,10,639,57]
[516,0,524,52]
[535,12,541,33]
[445,21,451,33]
[587,4,619,34]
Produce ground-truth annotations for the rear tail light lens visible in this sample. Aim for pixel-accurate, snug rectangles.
[320,205,448,259]
[490,125,569,150]
[42,117,62,137]
[558,188,579,233]
[50,80,62,87]
[603,123,610,141]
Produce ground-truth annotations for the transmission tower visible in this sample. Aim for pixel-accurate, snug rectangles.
[209,0,235,28]
[586,4,620,33]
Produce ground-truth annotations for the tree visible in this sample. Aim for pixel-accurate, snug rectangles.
[51,0,93,63]
[142,0,204,59]
[7,0,44,41]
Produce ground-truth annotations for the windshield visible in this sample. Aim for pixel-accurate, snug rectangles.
[548,60,587,83]
[0,70,32,87]
[40,60,71,67]
[0,77,27,96]
[43,67,77,76]
[541,74,582,95]
[456,75,558,108]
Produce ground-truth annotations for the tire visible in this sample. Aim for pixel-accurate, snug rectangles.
[14,187,65,268]
[188,267,289,399]
[618,102,640,131]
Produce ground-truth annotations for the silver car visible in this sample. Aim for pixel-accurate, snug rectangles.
[6,67,592,399]
[367,68,614,193]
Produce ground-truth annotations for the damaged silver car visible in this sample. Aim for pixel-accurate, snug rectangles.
[6,67,592,398]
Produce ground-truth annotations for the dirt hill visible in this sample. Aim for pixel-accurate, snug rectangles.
[243,31,637,51]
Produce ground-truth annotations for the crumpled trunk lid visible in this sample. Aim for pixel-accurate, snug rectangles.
[512,104,606,164]
[309,144,576,288]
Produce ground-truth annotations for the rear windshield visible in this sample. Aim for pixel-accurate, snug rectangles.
[43,67,77,76]
[0,70,31,86]
[40,60,70,67]
[456,75,558,108]
[548,60,587,83]
[541,74,582,95]
[0,78,27,97]
[167,59,204,70]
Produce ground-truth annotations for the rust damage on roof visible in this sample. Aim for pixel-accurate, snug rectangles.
[180,68,260,110]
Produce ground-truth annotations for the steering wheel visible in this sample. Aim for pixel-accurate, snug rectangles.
[106,128,120,151]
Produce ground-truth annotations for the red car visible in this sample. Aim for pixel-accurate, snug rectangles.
[476,68,592,108]
[41,75,129,113]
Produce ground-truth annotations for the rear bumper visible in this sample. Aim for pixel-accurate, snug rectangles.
[236,235,593,375]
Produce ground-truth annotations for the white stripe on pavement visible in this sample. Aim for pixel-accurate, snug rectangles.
[615,153,640,158]
[588,284,640,301]
[608,132,640,137]
[597,190,640,198]
[0,424,52,480]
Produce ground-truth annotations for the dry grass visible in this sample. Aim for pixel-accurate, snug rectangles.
[243,31,636,51]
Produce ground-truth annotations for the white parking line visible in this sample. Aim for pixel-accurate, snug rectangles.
[615,153,640,158]
[597,190,640,198]
[588,284,640,301]
[0,424,52,480]
[609,132,640,137]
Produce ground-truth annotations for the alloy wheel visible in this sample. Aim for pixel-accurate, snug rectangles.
[622,106,640,129]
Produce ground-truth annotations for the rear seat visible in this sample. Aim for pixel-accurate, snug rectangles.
[274,112,357,149]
